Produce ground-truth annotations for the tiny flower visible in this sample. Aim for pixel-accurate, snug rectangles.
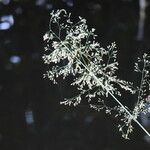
[43,33,49,41]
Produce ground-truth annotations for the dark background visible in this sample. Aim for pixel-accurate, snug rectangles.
[0,0,150,150]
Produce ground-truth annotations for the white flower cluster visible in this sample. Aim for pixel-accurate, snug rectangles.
[112,54,150,139]
[43,9,150,139]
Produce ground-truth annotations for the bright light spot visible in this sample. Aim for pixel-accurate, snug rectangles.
[1,0,10,5]
[25,110,34,125]
[140,104,150,127]
[0,15,14,30]
[9,55,21,64]
[0,22,10,30]
[67,0,74,7]
[62,0,74,7]
[35,0,45,6]
[1,15,14,25]
[46,4,53,10]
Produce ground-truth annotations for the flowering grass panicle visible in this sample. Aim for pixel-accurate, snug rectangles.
[43,9,150,139]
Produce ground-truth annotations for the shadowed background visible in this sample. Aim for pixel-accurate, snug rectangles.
[0,0,150,150]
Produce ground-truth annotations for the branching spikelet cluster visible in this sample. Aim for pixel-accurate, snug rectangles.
[43,9,150,139]
[116,54,150,139]
[117,54,150,139]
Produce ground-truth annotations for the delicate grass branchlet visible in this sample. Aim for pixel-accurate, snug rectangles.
[43,9,150,139]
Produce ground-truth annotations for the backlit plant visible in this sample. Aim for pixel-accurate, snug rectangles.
[43,9,150,139]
